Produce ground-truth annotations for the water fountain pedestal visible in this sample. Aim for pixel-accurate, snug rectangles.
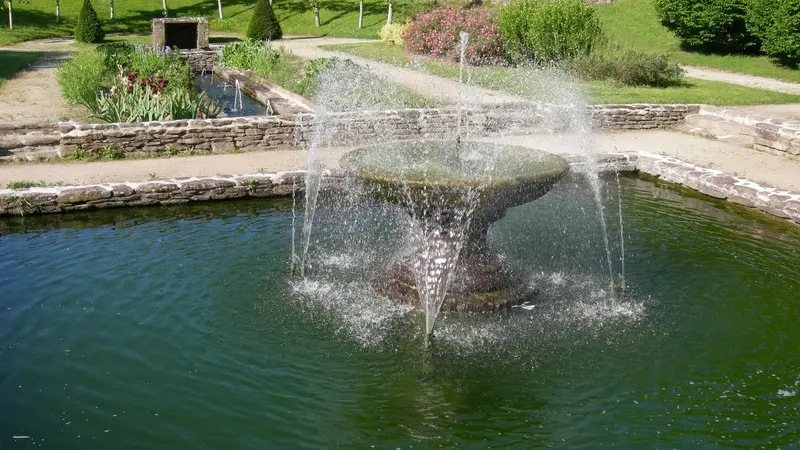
[342,141,570,313]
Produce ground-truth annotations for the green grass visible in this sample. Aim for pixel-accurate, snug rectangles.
[325,42,800,106]
[0,0,412,46]
[0,50,41,85]
[6,180,64,189]
[594,0,800,82]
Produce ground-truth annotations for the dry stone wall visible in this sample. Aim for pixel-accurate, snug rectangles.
[182,50,217,72]
[58,104,698,157]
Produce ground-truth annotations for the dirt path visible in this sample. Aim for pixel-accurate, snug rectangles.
[0,49,74,126]
[2,130,799,193]
[271,37,525,105]
[682,66,800,96]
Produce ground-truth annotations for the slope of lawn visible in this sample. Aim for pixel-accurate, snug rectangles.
[0,50,41,86]
[595,0,800,83]
[0,0,399,46]
[325,42,800,106]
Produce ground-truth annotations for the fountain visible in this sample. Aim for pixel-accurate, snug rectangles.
[341,141,569,335]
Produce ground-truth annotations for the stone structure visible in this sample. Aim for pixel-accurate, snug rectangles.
[214,67,315,115]
[152,17,209,50]
[182,50,217,72]
[1,153,798,226]
[57,104,699,158]
[692,106,800,155]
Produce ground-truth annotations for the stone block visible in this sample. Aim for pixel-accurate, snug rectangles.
[57,186,112,204]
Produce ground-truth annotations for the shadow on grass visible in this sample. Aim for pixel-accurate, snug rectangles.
[0,50,42,82]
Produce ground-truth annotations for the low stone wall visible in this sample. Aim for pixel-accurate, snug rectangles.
[58,104,698,157]
[697,106,800,155]
[2,152,798,226]
[214,66,315,115]
[637,152,800,222]
[182,49,217,72]
[0,172,305,216]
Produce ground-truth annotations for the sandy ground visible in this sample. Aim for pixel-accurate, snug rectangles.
[2,130,799,193]
[0,50,75,126]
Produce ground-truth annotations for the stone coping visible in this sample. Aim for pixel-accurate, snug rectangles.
[213,66,316,115]
[1,152,797,226]
[697,105,800,155]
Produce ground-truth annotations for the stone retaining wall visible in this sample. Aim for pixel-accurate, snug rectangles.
[58,104,698,157]
[697,106,800,155]
[0,172,306,216]
[2,152,798,226]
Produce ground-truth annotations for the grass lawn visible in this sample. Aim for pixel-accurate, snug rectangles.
[595,0,800,83]
[325,42,800,106]
[0,0,405,46]
[0,51,41,86]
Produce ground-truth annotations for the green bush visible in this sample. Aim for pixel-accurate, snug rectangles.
[747,0,800,66]
[498,0,604,63]
[57,48,112,111]
[74,0,104,44]
[571,51,685,87]
[127,50,193,94]
[246,0,283,41]
[654,0,758,53]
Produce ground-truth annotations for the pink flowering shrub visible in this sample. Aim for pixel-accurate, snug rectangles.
[403,6,505,65]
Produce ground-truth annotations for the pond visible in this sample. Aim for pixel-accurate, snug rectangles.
[1,175,799,448]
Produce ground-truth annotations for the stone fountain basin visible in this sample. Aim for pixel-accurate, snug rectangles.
[340,140,571,221]
[341,140,571,312]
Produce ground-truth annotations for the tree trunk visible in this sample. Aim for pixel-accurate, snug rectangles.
[55,0,60,23]
[7,0,12,29]
[162,0,167,17]
[217,0,223,19]
[109,0,114,19]
[358,0,363,29]
[269,0,272,4]
[313,3,320,27]
[386,1,392,26]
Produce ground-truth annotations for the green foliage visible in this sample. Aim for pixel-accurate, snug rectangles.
[96,42,135,71]
[569,50,685,87]
[747,0,800,66]
[6,180,64,189]
[101,145,125,160]
[74,0,104,43]
[246,0,282,41]
[379,23,407,46]
[654,0,757,53]
[57,48,111,112]
[89,82,223,123]
[498,0,604,63]
[127,50,193,94]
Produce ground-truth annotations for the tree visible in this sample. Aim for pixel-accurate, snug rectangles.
[654,0,758,54]
[358,0,363,29]
[747,0,800,65]
[74,0,104,43]
[247,0,282,41]
[56,0,60,23]
[217,0,223,19]
[386,0,393,25]
[108,0,113,19]
[161,0,167,17]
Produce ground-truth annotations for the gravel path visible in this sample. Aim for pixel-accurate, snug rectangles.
[682,66,800,95]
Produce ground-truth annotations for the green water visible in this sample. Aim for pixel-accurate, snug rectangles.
[2,176,799,448]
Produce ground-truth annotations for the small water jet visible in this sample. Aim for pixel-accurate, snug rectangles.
[341,140,570,336]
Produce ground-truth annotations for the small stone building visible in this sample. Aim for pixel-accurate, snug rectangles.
[152,17,210,50]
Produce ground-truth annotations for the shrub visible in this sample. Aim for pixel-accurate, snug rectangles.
[380,23,407,46]
[498,0,603,63]
[127,50,193,94]
[403,6,504,64]
[747,0,800,66]
[74,0,104,44]
[246,0,283,42]
[57,48,111,111]
[654,0,758,54]
[568,50,685,87]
